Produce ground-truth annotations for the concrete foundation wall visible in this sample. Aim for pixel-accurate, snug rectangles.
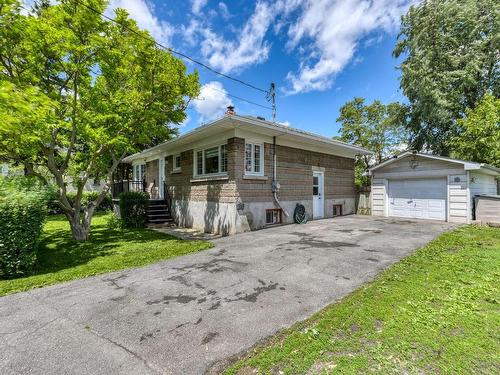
[171,199,249,235]
[240,198,355,230]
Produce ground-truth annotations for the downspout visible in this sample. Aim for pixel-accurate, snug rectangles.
[272,136,289,217]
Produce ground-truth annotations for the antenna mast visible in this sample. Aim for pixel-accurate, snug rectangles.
[267,82,277,122]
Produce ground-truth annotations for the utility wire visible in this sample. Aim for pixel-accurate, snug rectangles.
[19,1,273,112]
[69,0,269,94]
[207,85,272,110]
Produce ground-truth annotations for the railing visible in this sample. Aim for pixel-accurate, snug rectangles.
[163,181,172,213]
[111,179,146,198]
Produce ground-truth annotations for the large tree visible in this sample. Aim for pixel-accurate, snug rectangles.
[0,0,199,240]
[449,93,500,166]
[335,98,408,187]
[394,0,499,155]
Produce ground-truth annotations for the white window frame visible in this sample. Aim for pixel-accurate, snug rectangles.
[244,142,264,176]
[193,143,228,177]
[133,163,146,181]
[173,154,181,172]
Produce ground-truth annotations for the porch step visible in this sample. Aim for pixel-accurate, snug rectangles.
[146,199,172,224]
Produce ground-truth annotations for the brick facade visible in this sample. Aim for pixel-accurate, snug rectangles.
[163,136,355,206]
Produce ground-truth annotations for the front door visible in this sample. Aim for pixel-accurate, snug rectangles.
[158,157,165,199]
[313,171,324,219]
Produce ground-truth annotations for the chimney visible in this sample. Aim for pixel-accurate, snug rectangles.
[225,105,235,116]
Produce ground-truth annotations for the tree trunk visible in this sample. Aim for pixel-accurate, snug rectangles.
[66,208,94,241]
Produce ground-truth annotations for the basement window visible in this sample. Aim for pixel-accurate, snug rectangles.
[333,204,343,217]
[266,209,282,225]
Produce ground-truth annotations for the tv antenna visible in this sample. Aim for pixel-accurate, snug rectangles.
[267,82,277,122]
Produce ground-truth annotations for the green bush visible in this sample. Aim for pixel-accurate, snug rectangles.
[0,177,48,279]
[119,191,149,228]
[105,213,123,230]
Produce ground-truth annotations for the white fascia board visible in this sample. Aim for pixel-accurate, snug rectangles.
[123,115,372,163]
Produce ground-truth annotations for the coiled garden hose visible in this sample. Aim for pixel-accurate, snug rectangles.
[293,203,308,224]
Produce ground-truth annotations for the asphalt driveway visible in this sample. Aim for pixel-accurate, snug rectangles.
[0,216,454,375]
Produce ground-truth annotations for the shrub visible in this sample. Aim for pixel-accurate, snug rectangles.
[0,178,48,278]
[105,213,123,230]
[119,191,149,228]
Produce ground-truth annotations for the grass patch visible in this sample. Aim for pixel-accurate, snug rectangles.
[0,213,212,296]
[225,225,500,374]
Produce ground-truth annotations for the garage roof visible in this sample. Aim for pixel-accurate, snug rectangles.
[369,152,500,175]
[123,114,372,163]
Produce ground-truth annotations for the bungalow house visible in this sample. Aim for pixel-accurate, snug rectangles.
[116,111,372,234]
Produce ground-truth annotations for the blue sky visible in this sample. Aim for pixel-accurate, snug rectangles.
[105,0,415,137]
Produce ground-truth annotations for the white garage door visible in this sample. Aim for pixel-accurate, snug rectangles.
[388,178,447,221]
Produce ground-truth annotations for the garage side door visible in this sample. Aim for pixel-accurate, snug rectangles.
[388,178,447,221]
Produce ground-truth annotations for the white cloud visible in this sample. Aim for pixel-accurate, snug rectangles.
[284,0,415,94]
[199,1,275,73]
[106,0,174,44]
[218,2,231,20]
[192,0,208,15]
[279,120,291,127]
[193,82,233,121]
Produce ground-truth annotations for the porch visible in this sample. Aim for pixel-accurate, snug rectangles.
[111,179,173,226]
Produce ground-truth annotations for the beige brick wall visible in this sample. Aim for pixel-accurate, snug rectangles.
[163,136,355,207]
[233,139,355,203]
[165,143,238,204]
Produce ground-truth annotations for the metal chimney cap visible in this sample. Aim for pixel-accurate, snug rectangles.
[225,105,236,115]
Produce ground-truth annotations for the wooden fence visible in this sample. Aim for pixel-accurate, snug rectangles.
[356,187,371,215]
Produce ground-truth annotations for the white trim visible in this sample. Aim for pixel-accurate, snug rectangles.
[370,152,500,174]
[190,175,228,183]
[193,143,228,178]
[466,170,471,223]
[123,115,372,163]
[312,170,325,219]
[384,179,389,217]
[244,142,264,177]
[173,154,181,172]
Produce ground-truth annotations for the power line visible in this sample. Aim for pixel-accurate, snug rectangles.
[69,0,269,94]
[207,85,272,110]
[19,1,274,113]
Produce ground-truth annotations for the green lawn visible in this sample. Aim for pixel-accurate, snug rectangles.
[225,225,500,375]
[0,213,212,296]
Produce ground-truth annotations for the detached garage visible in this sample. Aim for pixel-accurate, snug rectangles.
[369,152,500,223]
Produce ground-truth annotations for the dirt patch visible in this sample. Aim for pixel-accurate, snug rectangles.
[306,361,337,374]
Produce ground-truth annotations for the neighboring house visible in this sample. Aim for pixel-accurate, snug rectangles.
[0,163,9,177]
[369,152,500,223]
[119,112,372,234]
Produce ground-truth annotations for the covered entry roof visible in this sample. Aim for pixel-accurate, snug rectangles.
[123,115,372,163]
[369,152,500,176]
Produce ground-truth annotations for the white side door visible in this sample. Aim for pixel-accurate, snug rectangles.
[158,157,165,199]
[313,171,324,219]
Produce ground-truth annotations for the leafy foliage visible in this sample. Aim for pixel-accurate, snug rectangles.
[449,93,500,166]
[0,0,199,240]
[119,191,149,228]
[394,0,499,154]
[335,98,408,186]
[0,177,49,278]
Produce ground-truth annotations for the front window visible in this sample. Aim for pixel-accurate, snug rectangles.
[133,164,146,181]
[194,144,228,176]
[245,142,264,175]
[173,154,181,172]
